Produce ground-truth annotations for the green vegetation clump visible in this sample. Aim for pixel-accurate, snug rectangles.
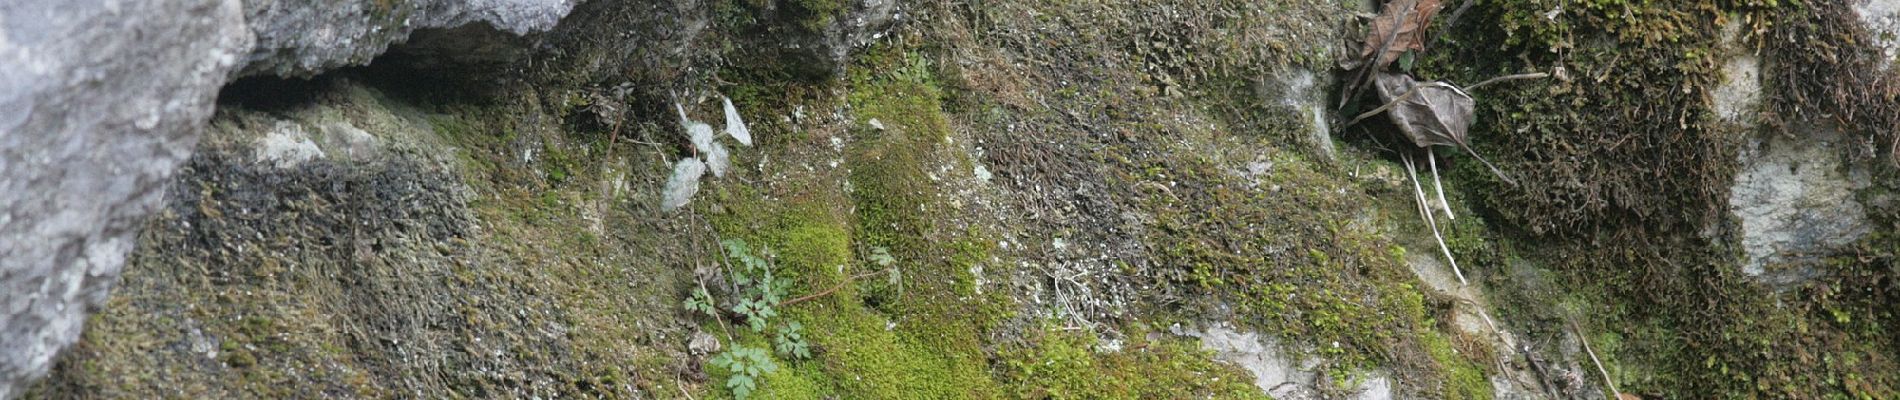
[1415,0,1900,397]
[1419,0,1761,235]
[699,42,1011,398]
[994,326,1268,399]
[708,344,777,400]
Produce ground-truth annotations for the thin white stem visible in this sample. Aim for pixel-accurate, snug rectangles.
[1573,320,1623,399]
[1406,154,1467,285]
[1429,147,1455,220]
[1405,155,1428,223]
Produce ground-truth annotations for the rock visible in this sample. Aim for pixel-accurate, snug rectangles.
[1856,0,1900,71]
[1711,55,1760,125]
[1712,18,1762,126]
[254,122,328,168]
[1268,69,1334,160]
[238,0,580,77]
[0,0,578,396]
[688,331,721,355]
[1728,125,1871,286]
[1193,324,1319,399]
[744,0,906,78]
[0,1,251,397]
[1188,322,1399,399]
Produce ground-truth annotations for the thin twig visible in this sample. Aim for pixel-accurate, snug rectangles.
[1464,72,1551,92]
[1405,154,1467,285]
[780,268,891,307]
[1343,81,1460,128]
[1456,142,1519,187]
[694,212,736,342]
[677,377,698,400]
[1430,0,1478,48]
[1571,319,1623,399]
[1347,72,1549,130]
[693,267,733,343]
[1429,147,1454,220]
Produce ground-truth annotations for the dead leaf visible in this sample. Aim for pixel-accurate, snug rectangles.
[1374,72,1472,148]
[1362,0,1444,68]
[1370,72,1518,186]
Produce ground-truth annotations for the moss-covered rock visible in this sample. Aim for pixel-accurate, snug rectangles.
[29,0,1900,399]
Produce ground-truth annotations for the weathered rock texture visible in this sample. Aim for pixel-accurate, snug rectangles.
[12,0,1900,398]
[1858,0,1900,71]
[239,0,578,77]
[1729,126,1872,284]
[0,1,250,397]
[0,0,576,396]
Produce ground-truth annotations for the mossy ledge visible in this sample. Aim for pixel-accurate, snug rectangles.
[24,0,1900,398]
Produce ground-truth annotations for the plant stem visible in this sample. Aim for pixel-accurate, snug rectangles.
[781,269,891,307]
[1406,154,1467,285]
[1572,319,1623,399]
[1429,147,1454,220]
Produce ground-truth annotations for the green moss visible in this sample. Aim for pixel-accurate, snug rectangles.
[1420,330,1491,400]
[708,193,1005,399]
[1130,147,1446,379]
[700,43,1012,398]
[1408,0,1900,397]
[995,326,1268,400]
[786,0,845,31]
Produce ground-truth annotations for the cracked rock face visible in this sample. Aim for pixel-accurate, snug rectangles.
[0,0,577,397]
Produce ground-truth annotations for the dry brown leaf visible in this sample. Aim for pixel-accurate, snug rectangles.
[1373,72,1471,148]
[1371,72,1517,185]
[1361,0,1444,68]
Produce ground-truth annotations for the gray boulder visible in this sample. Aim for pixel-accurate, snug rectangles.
[0,1,250,397]
[0,0,576,397]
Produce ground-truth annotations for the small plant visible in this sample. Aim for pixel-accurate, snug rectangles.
[709,344,778,400]
[722,239,792,332]
[682,239,805,398]
[868,246,904,298]
[660,94,753,211]
[773,321,811,359]
[681,240,898,397]
[683,286,717,317]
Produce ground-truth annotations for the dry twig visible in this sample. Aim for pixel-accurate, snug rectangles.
[1571,319,1624,399]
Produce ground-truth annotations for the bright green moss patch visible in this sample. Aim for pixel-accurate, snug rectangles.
[706,176,1007,400]
[700,43,1010,398]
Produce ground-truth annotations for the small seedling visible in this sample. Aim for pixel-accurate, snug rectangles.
[684,286,717,317]
[709,344,777,400]
[774,321,812,359]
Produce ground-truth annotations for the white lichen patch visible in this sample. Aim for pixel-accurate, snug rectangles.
[1712,55,1761,125]
[1729,126,1871,281]
[1186,322,1395,400]
[1856,0,1900,71]
[255,121,325,168]
[320,121,378,159]
[1279,69,1336,160]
